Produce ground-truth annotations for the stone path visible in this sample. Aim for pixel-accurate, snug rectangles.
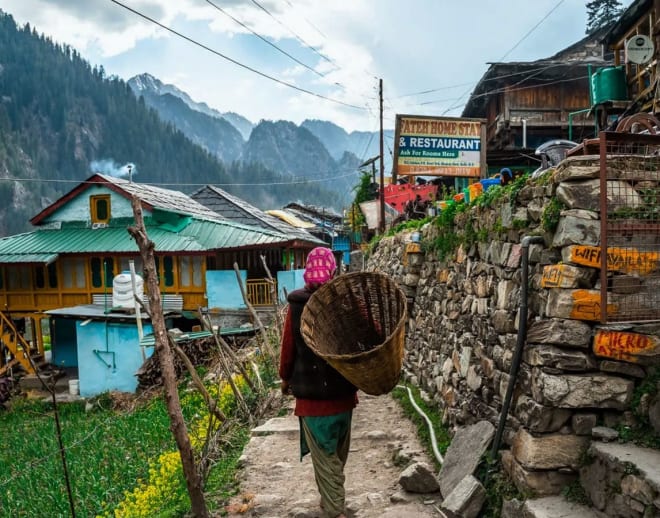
[225,392,442,517]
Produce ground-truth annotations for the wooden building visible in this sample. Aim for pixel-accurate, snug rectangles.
[0,174,323,375]
[601,0,660,117]
[462,30,611,173]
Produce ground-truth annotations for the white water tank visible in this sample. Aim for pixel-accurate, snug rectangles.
[112,271,144,309]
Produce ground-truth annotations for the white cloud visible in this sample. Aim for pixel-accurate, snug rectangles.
[0,0,636,131]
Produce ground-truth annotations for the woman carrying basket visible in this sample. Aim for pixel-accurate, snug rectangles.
[279,247,358,518]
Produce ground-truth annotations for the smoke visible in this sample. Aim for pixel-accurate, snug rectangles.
[90,159,137,178]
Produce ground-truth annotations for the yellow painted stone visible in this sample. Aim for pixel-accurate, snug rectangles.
[593,330,660,362]
[566,245,659,276]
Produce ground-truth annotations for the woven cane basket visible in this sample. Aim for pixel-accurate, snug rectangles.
[300,271,407,395]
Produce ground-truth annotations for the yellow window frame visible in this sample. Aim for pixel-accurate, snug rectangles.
[90,195,111,224]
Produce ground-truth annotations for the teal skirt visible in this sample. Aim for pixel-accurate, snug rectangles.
[299,411,352,460]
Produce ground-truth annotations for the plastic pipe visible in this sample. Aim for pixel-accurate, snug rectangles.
[490,235,544,462]
[396,385,443,465]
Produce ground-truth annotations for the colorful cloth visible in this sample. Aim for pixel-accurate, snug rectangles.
[303,247,336,286]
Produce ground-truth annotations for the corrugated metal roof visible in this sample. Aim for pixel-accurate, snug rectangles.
[266,209,316,229]
[0,218,296,256]
[0,253,59,264]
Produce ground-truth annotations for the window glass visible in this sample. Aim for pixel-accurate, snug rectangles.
[192,257,203,287]
[91,258,102,288]
[163,256,174,287]
[180,256,191,287]
[35,266,45,289]
[47,263,58,288]
[91,195,111,223]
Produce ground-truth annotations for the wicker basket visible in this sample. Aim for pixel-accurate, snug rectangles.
[300,271,407,395]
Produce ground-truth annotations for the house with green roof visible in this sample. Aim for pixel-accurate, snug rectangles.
[0,173,323,379]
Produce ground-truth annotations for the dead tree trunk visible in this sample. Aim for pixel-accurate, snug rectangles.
[128,197,209,518]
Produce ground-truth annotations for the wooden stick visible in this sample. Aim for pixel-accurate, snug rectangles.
[260,254,283,341]
[233,263,276,365]
[198,309,257,394]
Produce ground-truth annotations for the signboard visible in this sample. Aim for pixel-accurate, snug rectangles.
[393,115,486,179]
[626,35,654,64]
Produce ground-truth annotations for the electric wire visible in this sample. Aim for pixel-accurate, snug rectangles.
[249,0,333,66]
[108,0,364,110]
[282,0,327,39]
[204,0,326,79]
[440,0,567,115]
[390,63,567,102]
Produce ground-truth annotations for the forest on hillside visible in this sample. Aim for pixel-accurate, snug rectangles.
[0,11,340,236]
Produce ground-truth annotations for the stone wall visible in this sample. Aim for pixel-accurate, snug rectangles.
[366,156,660,496]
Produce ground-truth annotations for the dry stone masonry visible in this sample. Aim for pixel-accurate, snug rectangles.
[367,155,660,515]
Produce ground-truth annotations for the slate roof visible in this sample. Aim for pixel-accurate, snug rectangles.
[191,185,324,245]
[31,174,225,225]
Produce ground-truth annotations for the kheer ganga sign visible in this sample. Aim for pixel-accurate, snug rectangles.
[393,114,486,178]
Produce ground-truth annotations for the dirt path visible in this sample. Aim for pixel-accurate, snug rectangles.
[225,392,442,517]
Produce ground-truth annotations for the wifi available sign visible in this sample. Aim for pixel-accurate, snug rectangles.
[393,115,486,178]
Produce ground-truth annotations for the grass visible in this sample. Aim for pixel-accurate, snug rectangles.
[0,358,276,517]
[1,395,176,517]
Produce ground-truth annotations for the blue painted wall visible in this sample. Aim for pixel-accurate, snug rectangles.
[43,185,145,223]
[206,270,247,309]
[52,318,78,367]
[76,320,153,397]
[276,269,305,301]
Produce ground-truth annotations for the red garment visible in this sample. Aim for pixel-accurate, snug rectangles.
[279,307,358,417]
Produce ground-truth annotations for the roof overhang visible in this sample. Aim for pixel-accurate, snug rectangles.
[0,253,59,264]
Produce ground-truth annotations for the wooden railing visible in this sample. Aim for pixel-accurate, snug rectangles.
[246,279,275,307]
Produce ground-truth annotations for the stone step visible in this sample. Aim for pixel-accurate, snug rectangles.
[580,441,660,517]
[251,416,299,436]
[521,496,604,517]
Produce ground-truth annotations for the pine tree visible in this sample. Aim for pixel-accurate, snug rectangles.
[586,0,624,34]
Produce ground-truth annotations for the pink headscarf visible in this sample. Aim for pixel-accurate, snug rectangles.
[303,247,336,287]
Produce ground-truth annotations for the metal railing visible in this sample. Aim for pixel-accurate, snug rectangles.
[599,131,660,323]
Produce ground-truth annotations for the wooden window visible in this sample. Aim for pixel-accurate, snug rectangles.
[34,263,57,289]
[62,258,87,289]
[7,265,31,290]
[180,256,203,287]
[91,257,114,288]
[155,256,175,288]
[90,195,111,224]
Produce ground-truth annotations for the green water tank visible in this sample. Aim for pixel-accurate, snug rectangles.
[591,66,628,105]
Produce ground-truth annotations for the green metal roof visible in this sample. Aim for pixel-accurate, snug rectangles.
[0,253,59,264]
[0,217,305,258]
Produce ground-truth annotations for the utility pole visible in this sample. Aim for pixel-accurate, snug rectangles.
[379,78,385,234]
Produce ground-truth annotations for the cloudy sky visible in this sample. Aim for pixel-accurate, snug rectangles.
[1,0,634,132]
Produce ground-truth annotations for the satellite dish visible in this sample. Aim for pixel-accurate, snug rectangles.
[626,35,654,64]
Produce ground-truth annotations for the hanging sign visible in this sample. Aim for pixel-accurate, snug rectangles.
[626,35,654,65]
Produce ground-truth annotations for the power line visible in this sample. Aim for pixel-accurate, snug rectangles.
[204,0,325,79]
[438,74,588,113]
[281,0,327,40]
[250,0,334,66]
[391,63,566,100]
[499,0,566,61]
[441,0,566,116]
[0,166,365,188]
[108,0,364,110]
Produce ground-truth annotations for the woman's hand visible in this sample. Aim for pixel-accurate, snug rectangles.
[281,380,291,395]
